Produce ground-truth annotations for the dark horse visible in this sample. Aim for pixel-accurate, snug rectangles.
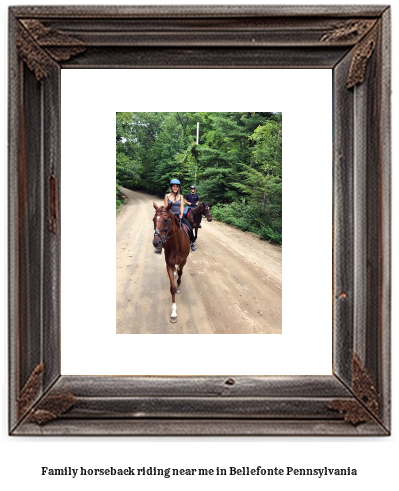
[152,202,190,323]
[187,202,212,242]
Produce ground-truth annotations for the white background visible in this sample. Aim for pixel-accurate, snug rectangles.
[61,68,332,376]
[1,1,397,491]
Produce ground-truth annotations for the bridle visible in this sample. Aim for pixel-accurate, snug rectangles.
[202,203,212,219]
[153,208,181,244]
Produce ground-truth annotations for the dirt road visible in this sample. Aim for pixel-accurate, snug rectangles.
[116,188,282,334]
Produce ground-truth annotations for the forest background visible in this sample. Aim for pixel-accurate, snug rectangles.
[116,112,282,244]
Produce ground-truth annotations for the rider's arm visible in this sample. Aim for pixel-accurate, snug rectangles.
[180,197,184,218]
[164,194,169,207]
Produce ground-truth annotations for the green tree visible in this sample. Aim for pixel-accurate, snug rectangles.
[115,112,283,244]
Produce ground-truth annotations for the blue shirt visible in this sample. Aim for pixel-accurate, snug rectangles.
[185,193,199,207]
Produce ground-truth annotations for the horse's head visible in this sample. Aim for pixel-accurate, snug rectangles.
[152,202,175,248]
[202,202,212,222]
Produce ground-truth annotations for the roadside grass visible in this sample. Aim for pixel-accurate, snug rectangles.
[211,202,282,245]
[116,187,127,215]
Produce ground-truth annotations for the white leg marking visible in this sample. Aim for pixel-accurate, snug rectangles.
[171,303,177,318]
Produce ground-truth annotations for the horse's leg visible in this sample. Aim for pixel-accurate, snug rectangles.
[166,264,178,323]
[194,226,198,242]
[176,260,186,294]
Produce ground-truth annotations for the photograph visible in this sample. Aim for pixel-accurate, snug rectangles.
[116,111,282,333]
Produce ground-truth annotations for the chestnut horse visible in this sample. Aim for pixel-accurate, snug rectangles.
[187,202,212,242]
[152,202,190,323]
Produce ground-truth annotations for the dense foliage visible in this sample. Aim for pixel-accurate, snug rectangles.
[116,112,282,244]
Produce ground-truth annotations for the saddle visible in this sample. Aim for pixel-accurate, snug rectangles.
[174,214,193,239]
[181,223,192,239]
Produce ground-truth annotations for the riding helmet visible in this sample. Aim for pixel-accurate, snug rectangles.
[190,185,195,189]
[170,179,181,185]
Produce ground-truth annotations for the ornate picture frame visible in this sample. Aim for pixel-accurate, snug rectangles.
[9,5,391,435]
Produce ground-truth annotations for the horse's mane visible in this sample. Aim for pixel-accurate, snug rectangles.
[191,203,203,216]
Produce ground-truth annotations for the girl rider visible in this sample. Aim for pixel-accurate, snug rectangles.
[154,179,197,253]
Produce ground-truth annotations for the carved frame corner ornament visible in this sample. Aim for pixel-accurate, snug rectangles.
[327,354,380,425]
[320,19,376,43]
[346,27,379,88]
[17,363,45,419]
[16,19,85,81]
[9,5,391,436]
[17,364,76,425]
[27,392,77,425]
[320,19,378,88]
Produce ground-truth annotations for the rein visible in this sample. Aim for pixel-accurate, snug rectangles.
[154,208,182,244]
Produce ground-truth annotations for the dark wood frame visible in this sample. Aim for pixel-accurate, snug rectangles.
[9,5,391,436]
